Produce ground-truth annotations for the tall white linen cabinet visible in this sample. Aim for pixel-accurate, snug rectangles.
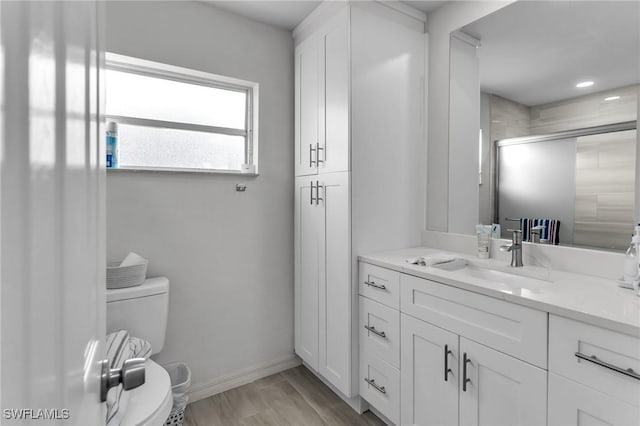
[293,1,427,402]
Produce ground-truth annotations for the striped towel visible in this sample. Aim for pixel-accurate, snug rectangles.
[520,218,560,245]
[106,330,131,426]
[129,336,152,360]
[106,331,154,425]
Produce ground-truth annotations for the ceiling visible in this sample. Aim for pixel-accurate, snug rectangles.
[461,1,640,106]
[205,1,446,30]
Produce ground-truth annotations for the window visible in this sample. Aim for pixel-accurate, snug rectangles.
[105,53,258,173]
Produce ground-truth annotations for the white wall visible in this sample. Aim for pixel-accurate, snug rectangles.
[105,1,296,396]
[425,1,514,231]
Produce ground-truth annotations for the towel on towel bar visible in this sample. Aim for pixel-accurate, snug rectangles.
[520,218,560,245]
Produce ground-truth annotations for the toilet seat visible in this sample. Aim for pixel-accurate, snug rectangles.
[120,359,173,426]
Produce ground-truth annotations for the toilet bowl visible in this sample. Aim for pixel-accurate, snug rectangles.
[107,277,172,425]
[119,359,173,426]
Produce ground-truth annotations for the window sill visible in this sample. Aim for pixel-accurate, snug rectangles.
[106,166,259,176]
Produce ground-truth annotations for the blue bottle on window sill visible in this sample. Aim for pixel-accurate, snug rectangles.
[106,121,119,168]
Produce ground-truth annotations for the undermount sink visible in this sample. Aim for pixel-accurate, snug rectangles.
[432,259,552,292]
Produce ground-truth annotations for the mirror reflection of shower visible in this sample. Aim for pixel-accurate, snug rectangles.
[448,0,640,251]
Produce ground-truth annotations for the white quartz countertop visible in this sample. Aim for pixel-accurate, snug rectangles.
[359,247,640,337]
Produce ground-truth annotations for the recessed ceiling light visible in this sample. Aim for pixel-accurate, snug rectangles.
[604,96,620,101]
[576,81,594,88]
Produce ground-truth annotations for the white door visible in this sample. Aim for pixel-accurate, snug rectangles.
[401,314,459,426]
[459,338,547,426]
[320,9,349,174]
[318,171,350,395]
[295,35,320,177]
[0,1,106,425]
[548,373,640,426]
[294,178,321,370]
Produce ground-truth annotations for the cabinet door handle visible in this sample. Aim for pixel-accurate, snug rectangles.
[364,325,386,339]
[317,143,324,164]
[575,352,640,381]
[309,144,316,167]
[315,181,323,205]
[462,352,471,391]
[364,378,386,394]
[310,181,316,205]
[364,281,386,290]
[444,344,453,382]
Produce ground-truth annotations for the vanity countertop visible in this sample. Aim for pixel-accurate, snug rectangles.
[359,247,640,337]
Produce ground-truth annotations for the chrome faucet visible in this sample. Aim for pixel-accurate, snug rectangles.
[500,229,523,267]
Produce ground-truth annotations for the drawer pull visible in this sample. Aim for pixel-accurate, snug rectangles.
[364,280,386,290]
[444,344,453,382]
[462,353,472,391]
[364,325,386,338]
[575,352,640,381]
[364,378,386,394]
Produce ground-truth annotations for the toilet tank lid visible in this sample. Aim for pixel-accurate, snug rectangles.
[107,277,169,302]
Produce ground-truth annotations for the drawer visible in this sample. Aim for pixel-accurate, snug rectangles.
[548,373,640,426]
[359,354,400,425]
[359,296,400,368]
[359,262,400,309]
[400,273,548,368]
[549,315,640,406]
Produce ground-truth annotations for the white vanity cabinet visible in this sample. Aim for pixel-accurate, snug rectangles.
[294,2,425,399]
[359,263,548,426]
[397,274,547,426]
[360,259,640,426]
[547,315,640,426]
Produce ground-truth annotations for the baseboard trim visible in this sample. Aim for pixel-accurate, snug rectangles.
[188,354,302,403]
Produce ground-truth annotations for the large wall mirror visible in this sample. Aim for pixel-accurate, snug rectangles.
[449,1,640,251]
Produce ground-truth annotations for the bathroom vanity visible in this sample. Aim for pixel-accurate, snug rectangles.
[358,247,640,426]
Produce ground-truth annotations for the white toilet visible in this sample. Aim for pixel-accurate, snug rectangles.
[106,277,173,426]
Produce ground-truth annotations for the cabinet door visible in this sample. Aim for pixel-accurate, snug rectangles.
[318,171,351,395]
[548,373,640,426]
[401,314,459,426]
[294,178,322,370]
[460,338,547,426]
[295,35,320,176]
[321,9,349,174]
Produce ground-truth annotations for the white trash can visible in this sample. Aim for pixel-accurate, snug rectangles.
[163,362,191,426]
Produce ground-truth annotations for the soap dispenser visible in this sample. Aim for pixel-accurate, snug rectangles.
[622,225,640,286]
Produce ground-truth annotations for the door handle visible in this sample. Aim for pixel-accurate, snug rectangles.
[315,181,323,205]
[444,344,453,382]
[310,181,316,205]
[462,352,471,392]
[100,358,146,402]
[309,144,317,167]
[316,143,324,164]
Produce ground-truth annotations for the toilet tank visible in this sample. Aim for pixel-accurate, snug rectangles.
[106,277,169,355]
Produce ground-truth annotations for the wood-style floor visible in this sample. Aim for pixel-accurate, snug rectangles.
[184,366,386,426]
